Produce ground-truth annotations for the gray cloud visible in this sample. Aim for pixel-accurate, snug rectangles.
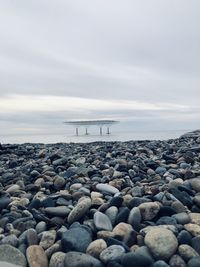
[0,0,199,136]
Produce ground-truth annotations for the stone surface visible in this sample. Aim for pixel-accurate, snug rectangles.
[64,252,103,267]
[184,224,200,236]
[61,226,92,252]
[68,198,91,224]
[26,245,48,267]
[49,252,65,267]
[144,228,178,260]
[86,239,107,258]
[99,245,125,263]
[169,254,187,267]
[96,184,119,194]
[94,211,113,231]
[0,245,27,267]
[139,202,160,220]
[178,244,199,262]
[39,230,56,250]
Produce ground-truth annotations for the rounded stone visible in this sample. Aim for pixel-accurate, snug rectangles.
[0,245,26,267]
[94,211,113,231]
[190,178,200,192]
[122,251,153,267]
[188,256,200,267]
[45,206,71,217]
[178,244,199,262]
[0,262,21,267]
[144,228,178,260]
[184,224,200,237]
[1,234,18,247]
[26,228,38,246]
[139,202,160,220]
[105,206,118,226]
[152,261,170,267]
[39,230,56,250]
[26,245,48,267]
[64,252,103,267]
[54,176,66,190]
[86,239,107,258]
[68,198,91,224]
[96,184,119,195]
[189,213,200,225]
[49,252,65,267]
[128,207,141,231]
[169,254,187,267]
[61,226,92,253]
[99,245,125,264]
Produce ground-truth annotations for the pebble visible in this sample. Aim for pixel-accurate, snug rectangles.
[26,245,48,267]
[45,206,71,217]
[86,239,107,258]
[184,223,200,236]
[127,207,141,231]
[139,202,160,220]
[169,254,187,267]
[96,183,119,195]
[94,211,113,231]
[188,256,200,267]
[49,252,65,267]
[178,244,199,262]
[144,228,178,260]
[64,251,103,267]
[39,230,56,250]
[122,250,153,267]
[68,198,91,224]
[0,245,27,267]
[61,226,92,252]
[99,245,125,263]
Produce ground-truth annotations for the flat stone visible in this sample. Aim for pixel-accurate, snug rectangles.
[86,239,107,258]
[122,250,153,267]
[94,211,113,231]
[39,230,56,250]
[6,185,20,194]
[105,206,118,226]
[139,202,160,220]
[96,183,119,195]
[172,212,191,225]
[144,228,178,260]
[0,197,11,211]
[49,252,65,267]
[64,252,103,267]
[99,245,125,263]
[45,206,71,217]
[68,198,91,224]
[1,234,18,247]
[0,245,26,267]
[61,226,92,253]
[26,228,38,246]
[178,244,199,262]
[184,224,200,236]
[26,245,48,267]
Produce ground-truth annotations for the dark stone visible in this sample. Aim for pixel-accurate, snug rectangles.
[177,230,192,245]
[0,197,11,211]
[168,188,193,208]
[107,261,123,267]
[106,237,130,252]
[157,206,177,217]
[152,260,170,267]
[109,196,123,208]
[188,256,200,267]
[128,197,150,209]
[121,251,153,267]
[28,199,41,210]
[41,197,55,208]
[115,207,130,224]
[156,216,177,226]
[61,226,92,253]
[192,236,200,254]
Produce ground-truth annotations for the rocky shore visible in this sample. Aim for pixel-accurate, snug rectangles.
[0,130,200,267]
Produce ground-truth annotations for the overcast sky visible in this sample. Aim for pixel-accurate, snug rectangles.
[0,0,199,137]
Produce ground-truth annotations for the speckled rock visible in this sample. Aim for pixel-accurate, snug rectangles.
[49,252,65,267]
[178,244,199,262]
[94,211,113,231]
[63,251,103,267]
[26,245,48,267]
[139,202,160,220]
[144,228,178,260]
[86,239,107,258]
[0,245,27,267]
[68,198,91,224]
[99,245,125,263]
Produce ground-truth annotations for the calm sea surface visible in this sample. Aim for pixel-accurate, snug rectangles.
[1,129,189,144]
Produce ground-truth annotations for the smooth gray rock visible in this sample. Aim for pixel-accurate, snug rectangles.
[99,245,125,263]
[94,211,113,231]
[0,245,27,267]
[64,252,103,267]
[96,183,119,194]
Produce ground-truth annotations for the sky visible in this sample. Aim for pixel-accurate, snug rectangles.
[0,0,200,137]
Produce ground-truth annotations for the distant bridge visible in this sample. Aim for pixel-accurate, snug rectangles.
[64,120,119,136]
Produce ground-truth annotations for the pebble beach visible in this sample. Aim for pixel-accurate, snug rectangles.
[0,130,200,267]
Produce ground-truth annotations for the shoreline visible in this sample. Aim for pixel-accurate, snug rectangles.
[0,130,200,266]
